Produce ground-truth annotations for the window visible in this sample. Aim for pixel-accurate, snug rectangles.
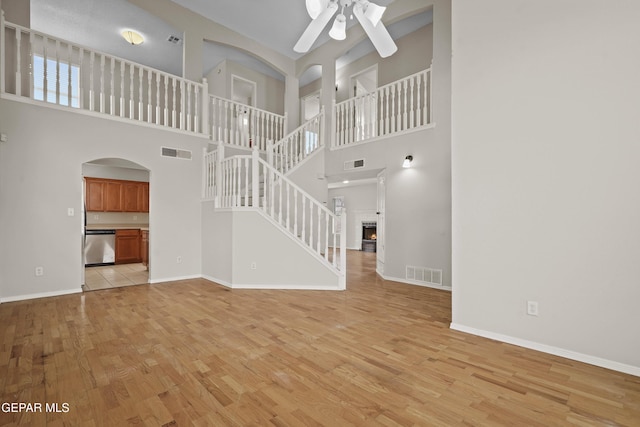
[33,54,80,108]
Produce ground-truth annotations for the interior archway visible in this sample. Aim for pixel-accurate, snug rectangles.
[81,158,151,291]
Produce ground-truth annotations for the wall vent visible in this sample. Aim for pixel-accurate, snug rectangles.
[167,35,183,45]
[406,265,443,287]
[344,159,365,170]
[161,147,192,160]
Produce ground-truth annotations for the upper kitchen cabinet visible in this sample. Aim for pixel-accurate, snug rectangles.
[86,178,149,212]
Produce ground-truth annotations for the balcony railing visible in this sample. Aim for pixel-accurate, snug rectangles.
[208,95,286,151]
[333,67,433,149]
[1,17,207,134]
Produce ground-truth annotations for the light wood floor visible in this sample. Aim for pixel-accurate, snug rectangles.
[84,263,149,291]
[1,251,638,426]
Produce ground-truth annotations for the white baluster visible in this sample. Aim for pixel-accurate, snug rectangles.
[55,41,60,105]
[15,30,21,96]
[294,191,298,240]
[138,66,144,120]
[428,68,432,124]
[187,82,192,131]
[402,79,408,131]
[43,37,49,103]
[29,34,36,101]
[99,54,105,113]
[180,80,185,130]
[324,213,329,261]
[147,70,153,123]
[416,74,422,127]
[119,61,125,117]
[109,57,115,114]
[171,78,177,128]
[67,44,73,107]
[155,73,161,125]
[164,76,169,126]
[316,205,321,254]
[129,65,135,119]
[409,77,415,129]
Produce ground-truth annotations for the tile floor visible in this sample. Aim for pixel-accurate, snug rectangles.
[84,263,149,291]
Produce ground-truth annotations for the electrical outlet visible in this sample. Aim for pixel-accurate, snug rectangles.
[133,215,138,220]
[93,214,99,220]
[67,208,75,216]
[176,256,182,264]
[527,301,539,316]
[35,266,44,276]
[251,262,257,270]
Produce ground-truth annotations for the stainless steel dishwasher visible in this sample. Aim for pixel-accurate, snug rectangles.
[84,229,116,267]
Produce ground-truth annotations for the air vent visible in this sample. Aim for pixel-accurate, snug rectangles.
[167,35,182,45]
[161,147,192,160]
[406,265,443,287]
[344,159,365,170]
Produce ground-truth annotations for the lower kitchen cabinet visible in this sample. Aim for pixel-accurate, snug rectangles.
[141,230,149,269]
[115,229,141,264]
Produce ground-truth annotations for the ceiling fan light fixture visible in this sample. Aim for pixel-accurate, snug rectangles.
[121,29,144,46]
[329,14,347,40]
[363,1,386,26]
[306,0,330,19]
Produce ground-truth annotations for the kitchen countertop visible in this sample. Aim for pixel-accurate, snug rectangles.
[86,224,149,231]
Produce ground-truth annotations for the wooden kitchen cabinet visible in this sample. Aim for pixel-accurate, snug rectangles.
[115,229,141,264]
[85,177,149,212]
[141,229,149,269]
[85,178,105,211]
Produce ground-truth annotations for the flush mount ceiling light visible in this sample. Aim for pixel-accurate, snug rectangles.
[295,0,397,58]
[121,30,144,46]
[402,155,413,168]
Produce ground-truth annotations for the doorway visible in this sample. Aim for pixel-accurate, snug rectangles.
[82,158,150,291]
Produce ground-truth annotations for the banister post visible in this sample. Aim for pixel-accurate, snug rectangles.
[320,105,326,149]
[251,146,260,208]
[201,147,207,200]
[339,209,347,290]
[283,112,288,140]
[201,78,209,137]
[331,100,336,150]
[215,144,224,208]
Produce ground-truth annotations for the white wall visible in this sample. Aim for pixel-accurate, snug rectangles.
[201,205,233,286]
[451,0,640,375]
[0,99,206,301]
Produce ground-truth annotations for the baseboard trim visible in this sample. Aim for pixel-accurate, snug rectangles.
[450,323,640,378]
[200,275,232,288]
[200,275,340,291]
[148,274,201,284]
[0,288,83,304]
[379,273,452,292]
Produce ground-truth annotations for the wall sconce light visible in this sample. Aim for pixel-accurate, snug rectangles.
[402,155,413,168]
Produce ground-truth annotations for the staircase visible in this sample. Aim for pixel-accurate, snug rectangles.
[203,109,347,289]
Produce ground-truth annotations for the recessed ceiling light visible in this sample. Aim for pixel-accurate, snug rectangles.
[121,30,144,46]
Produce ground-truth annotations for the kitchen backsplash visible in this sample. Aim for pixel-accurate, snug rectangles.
[86,212,149,226]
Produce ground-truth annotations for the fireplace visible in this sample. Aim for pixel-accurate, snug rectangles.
[361,222,377,252]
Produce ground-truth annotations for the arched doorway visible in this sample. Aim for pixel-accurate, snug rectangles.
[82,158,150,291]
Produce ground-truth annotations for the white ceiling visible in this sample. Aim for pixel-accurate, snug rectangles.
[29,0,431,85]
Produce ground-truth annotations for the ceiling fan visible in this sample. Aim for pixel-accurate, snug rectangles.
[294,0,398,58]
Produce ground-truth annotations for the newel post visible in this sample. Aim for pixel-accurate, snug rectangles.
[201,78,209,137]
[215,144,224,208]
[251,146,260,208]
[330,100,337,150]
[339,209,347,290]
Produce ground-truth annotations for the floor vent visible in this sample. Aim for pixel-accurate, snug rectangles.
[344,158,365,170]
[406,265,443,286]
[161,147,192,160]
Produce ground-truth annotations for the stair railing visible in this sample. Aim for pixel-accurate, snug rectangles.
[208,94,287,151]
[202,145,346,285]
[267,107,324,175]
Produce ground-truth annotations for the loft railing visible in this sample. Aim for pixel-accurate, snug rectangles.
[202,145,347,286]
[209,94,286,151]
[268,108,324,175]
[333,67,433,149]
[1,17,207,134]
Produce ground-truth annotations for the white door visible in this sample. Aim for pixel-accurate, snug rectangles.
[376,170,386,275]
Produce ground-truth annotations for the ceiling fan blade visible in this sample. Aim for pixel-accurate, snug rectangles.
[294,2,338,53]
[306,0,330,19]
[353,3,398,58]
